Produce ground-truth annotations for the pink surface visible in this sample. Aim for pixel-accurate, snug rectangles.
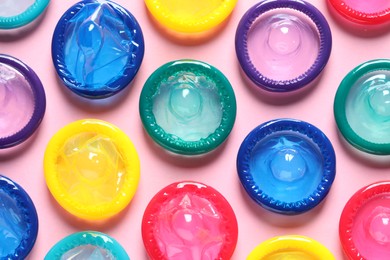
[1,0,390,259]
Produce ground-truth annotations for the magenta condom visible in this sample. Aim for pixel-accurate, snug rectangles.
[236,0,332,92]
[340,181,390,259]
[0,54,46,149]
[142,181,238,260]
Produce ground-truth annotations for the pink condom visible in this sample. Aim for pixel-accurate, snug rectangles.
[142,181,238,260]
[340,182,390,259]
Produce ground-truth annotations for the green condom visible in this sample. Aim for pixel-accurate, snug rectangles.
[139,59,237,155]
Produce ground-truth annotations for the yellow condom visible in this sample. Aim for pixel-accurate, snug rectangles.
[247,235,335,260]
[145,0,238,33]
[44,119,140,221]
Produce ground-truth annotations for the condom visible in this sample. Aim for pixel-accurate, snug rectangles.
[52,0,144,99]
[0,54,46,149]
[0,175,38,259]
[334,59,390,155]
[237,118,336,214]
[0,0,49,29]
[44,119,140,220]
[340,181,390,259]
[144,0,237,34]
[45,231,129,260]
[142,181,238,259]
[139,59,236,155]
[236,0,332,92]
[328,0,390,26]
[247,235,335,260]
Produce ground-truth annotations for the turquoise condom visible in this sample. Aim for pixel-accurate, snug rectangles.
[45,231,129,260]
[334,59,390,155]
[139,59,237,155]
[0,0,50,29]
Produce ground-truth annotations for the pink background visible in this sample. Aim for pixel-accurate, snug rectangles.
[1,0,390,259]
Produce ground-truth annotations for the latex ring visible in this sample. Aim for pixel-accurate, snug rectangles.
[237,118,336,215]
[247,235,335,259]
[44,119,140,220]
[139,59,237,155]
[0,54,46,149]
[45,231,129,259]
[328,0,390,26]
[144,0,237,33]
[334,59,390,155]
[236,0,332,92]
[0,0,49,29]
[142,181,238,259]
[52,0,144,99]
[339,181,390,260]
[0,175,38,259]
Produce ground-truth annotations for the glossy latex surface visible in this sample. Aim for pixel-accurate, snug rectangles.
[0,54,46,149]
[44,119,140,220]
[45,231,129,260]
[142,181,238,260]
[61,245,114,260]
[328,0,390,26]
[340,182,390,260]
[0,192,27,258]
[247,235,335,260]
[346,70,390,144]
[0,0,35,17]
[237,119,336,214]
[0,63,35,138]
[235,0,332,92]
[352,194,390,259]
[144,0,237,33]
[152,71,222,141]
[342,0,390,14]
[139,60,236,155]
[334,59,390,155]
[247,9,320,81]
[0,176,38,259]
[56,133,126,205]
[0,0,49,29]
[250,132,323,203]
[53,0,144,98]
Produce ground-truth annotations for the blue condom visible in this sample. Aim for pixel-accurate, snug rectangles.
[52,0,144,99]
[237,119,336,215]
[45,231,129,260]
[0,175,38,259]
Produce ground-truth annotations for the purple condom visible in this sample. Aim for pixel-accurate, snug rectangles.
[235,0,332,92]
[0,54,46,148]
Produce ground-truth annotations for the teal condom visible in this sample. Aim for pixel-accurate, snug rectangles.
[0,0,50,29]
[334,59,390,155]
[45,231,129,260]
[139,60,237,155]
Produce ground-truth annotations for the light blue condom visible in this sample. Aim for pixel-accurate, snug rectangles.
[237,119,336,215]
[52,0,144,99]
[0,175,38,259]
[45,231,129,260]
[0,0,50,29]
